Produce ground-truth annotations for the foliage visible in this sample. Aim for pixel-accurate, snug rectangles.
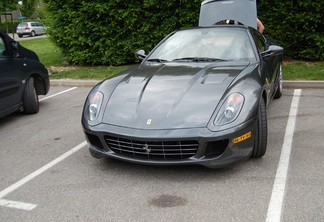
[0,0,16,15]
[18,0,39,18]
[19,38,64,67]
[0,0,17,32]
[258,0,323,60]
[43,0,201,65]
[44,0,323,65]
[33,0,47,20]
[1,0,46,33]
[0,20,19,34]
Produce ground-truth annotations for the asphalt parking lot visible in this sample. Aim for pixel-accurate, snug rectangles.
[12,33,47,41]
[0,85,323,222]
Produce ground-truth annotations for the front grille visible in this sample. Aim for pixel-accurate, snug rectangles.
[105,136,198,160]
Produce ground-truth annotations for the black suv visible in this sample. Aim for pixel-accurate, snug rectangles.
[0,30,49,118]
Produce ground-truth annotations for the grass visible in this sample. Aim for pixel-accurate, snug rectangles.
[19,37,324,80]
[47,65,135,80]
[19,38,134,80]
[19,38,64,67]
[283,61,324,80]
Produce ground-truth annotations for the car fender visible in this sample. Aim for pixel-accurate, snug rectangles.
[19,58,50,96]
[82,70,134,126]
[207,62,265,132]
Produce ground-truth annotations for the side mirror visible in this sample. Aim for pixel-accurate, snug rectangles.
[135,49,146,60]
[261,45,283,57]
[12,41,19,50]
[11,41,20,57]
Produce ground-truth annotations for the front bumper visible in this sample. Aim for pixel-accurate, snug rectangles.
[82,118,257,168]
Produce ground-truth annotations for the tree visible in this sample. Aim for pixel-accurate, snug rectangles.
[19,0,39,18]
[0,0,17,15]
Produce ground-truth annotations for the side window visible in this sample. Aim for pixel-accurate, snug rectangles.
[251,29,266,53]
[0,37,7,56]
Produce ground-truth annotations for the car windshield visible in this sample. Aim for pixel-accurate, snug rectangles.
[147,27,256,62]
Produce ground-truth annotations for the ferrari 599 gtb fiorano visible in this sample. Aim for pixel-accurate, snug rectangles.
[82,0,283,168]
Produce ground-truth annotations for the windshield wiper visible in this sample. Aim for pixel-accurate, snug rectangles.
[146,58,168,63]
[172,57,227,62]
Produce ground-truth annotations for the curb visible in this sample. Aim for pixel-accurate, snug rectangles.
[283,81,324,89]
[50,79,324,89]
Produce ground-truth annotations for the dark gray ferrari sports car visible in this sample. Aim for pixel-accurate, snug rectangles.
[82,0,283,168]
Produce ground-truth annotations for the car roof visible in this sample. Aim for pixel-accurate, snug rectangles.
[199,0,257,29]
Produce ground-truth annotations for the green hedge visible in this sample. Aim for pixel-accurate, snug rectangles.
[44,0,201,65]
[0,20,20,33]
[44,0,323,65]
[258,0,323,60]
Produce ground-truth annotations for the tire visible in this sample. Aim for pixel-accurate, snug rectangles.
[23,77,39,114]
[30,31,36,37]
[18,34,23,38]
[274,62,283,99]
[251,97,267,158]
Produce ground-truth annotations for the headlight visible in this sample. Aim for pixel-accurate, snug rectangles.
[85,91,103,121]
[214,93,244,126]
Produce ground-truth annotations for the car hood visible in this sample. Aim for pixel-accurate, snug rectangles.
[102,61,249,129]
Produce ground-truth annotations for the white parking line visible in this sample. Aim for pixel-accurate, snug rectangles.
[0,141,87,211]
[266,89,302,222]
[0,199,37,211]
[39,87,78,101]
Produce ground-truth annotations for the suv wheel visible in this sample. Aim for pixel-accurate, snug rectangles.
[23,77,39,114]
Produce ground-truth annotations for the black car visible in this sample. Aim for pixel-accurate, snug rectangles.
[82,0,283,168]
[0,30,49,118]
